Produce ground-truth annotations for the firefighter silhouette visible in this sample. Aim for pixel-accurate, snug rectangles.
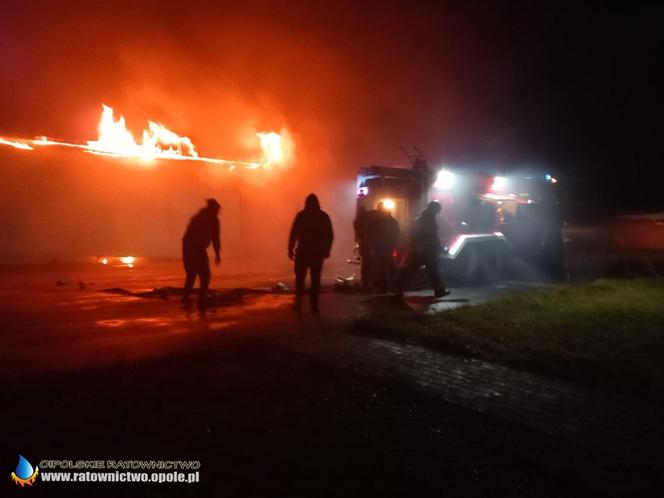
[397,201,449,297]
[353,205,373,289]
[365,202,400,292]
[288,193,334,314]
[182,198,221,310]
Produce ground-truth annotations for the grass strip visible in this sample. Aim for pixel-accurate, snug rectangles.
[355,279,664,398]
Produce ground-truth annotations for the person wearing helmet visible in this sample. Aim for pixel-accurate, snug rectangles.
[288,193,334,314]
[396,201,449,298]
[181,198,222,310]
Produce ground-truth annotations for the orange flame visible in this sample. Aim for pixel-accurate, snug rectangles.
[11,468,39,487]
[256,132,283,167]
[120,256,136,268]
[87,105,198,161]
[0,137,33,150]
[0,105,292,170]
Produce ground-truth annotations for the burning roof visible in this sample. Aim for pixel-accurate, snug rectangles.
[0,104,292,170]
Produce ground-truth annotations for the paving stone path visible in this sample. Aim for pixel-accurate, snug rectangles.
[275,319,663,467]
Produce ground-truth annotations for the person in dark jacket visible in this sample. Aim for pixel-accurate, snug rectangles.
[366,202,400,292]
[397,201,449,298]
[353,205,373,289]
[182,198,221,310]
[288,193,334,314]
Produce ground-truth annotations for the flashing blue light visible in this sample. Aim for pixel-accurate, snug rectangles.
[545,173,552,181]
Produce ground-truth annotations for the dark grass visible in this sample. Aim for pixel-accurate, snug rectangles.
[355,279,664,398]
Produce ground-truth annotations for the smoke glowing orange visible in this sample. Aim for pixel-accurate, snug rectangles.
[0,105,291,170]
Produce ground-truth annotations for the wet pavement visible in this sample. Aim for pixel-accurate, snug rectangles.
[0,261,551,377]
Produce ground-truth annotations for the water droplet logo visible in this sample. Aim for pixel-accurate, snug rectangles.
[10,454,39,487]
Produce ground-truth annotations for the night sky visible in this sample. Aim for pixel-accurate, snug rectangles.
[1,1,663,213]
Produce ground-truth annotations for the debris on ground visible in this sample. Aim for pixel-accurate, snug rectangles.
[101,286,247,306]
[207,288,245,306]
[102,287,135,296]
[271,282,289,293]
[334,274,359,293]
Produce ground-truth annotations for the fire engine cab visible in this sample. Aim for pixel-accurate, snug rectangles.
[355,155,563,283]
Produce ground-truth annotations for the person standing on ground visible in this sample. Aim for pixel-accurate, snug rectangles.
[353,205,373,290]
[366,202,400,293]
[397,201,449,298]
[288,193,334,314]
[182,198,221,310]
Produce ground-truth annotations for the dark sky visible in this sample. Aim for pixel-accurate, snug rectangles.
[1,0,663,212]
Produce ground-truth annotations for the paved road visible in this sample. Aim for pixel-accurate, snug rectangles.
[1,262,661,478]
[278,329,663,466]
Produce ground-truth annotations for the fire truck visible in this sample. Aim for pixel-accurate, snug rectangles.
[354,154,564,283]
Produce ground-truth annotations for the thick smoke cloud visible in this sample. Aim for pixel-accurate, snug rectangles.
[1,1,662,264]
[5,1,551,157]
[0,1,487,266]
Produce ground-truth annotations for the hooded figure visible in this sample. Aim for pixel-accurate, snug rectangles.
[288,193,334,313]
[182,198,221,310]
[397,201,449,298]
